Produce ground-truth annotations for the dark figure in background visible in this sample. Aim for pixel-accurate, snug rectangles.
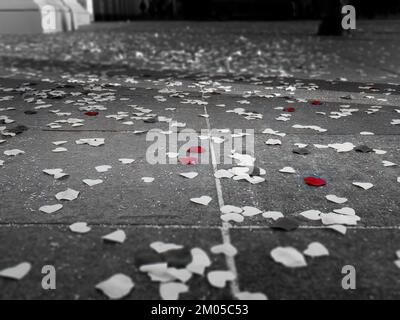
[318,0,344,35]
[140,0,147,16]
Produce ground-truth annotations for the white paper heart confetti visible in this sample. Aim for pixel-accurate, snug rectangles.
[4,149,25,156]
[271,247,307,268]
[190,196,212,206]
[39,204,63,214]
[279,167,296,174]
[235,291,268,300]
[326,195,348,204]
[159,282,189,300]
[83,179,103,186]
[180,172,198,179]
[119,158,135,164]
[96,274,134,300]
[0,262,32,280]
[221,213,244,223]
[102,230,126,244]
[207,271,236,288]
[150,241,183,254]
[299,210,322,221]
[333,207,356,216]
[95,165,112,173]
[353,182,374,190]
[43,168,68,180]
[211,243,238,257]
[241,206,262,217]
[69,222,91,234]
[303,242,329,257]
[186,248,211,276]
[55,188,79,201]
[262,211,284,220]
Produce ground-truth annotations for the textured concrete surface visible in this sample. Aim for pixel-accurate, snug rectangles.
[0,21,400,300]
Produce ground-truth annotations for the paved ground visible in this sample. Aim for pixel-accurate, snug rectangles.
[0,20,400,300]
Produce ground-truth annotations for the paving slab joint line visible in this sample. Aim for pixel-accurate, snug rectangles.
[0,223,399,230]
[203,105,241,297]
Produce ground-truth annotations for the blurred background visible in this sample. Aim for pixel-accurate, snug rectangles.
[89,0,400,21]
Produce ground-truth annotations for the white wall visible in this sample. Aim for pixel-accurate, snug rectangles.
[0,0,42,34]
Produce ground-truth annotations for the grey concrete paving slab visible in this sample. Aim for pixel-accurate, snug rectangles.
[230,228,400,300]
[1,20,400,300]
[205,98,400,135]
[0,81,207,132]
[0,226,228,300]
[0,130,220,225]
[218,135,400,227]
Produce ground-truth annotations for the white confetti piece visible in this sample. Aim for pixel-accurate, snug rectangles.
[360,132,374,136]
[241,206,262,217]
[96,274,134,300]
[119,158,135,164]
[140,263,173,282]
[383,161,397,167]
[265,139,282,146]
[167,268,192,283]
[142,177,155,183]
[76,138,105,147]
[214,169,234,179]
[262,128,286,137]
[43,168,68,180]
[353,182,374,190]
[83,179,103,186]
[69,222,91,234]
[328,142,355,153]
[220,205,243,214]
[221,212,244,223]
[95,165,112,173]
[159,282,189,300]
[279,167,296,174]
[190,196,212,206]
[271,247,307,268]
[321,213,360,226]
[180,172,198,179]
[4,149,25,156]
[39,204,63,214]
[299,210,321,221]
[333,207,356,216]
[102,230,126,244]
[326,195,348,204]
[303,242,329,257]
[327,224,347,235]
[211,243,238,257]
[293,124,327,133]
[262,211,284,221]
[52,147,67,153]
[0,262,31,280]
[52,141,68,146]
[235,292,268,300]
[55,188,79,201]
[207,271,236,288]
[186,248,211,276]
[150,241,183,254]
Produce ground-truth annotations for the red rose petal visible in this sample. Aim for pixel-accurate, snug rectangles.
[187,146,206,154]
[179,157,198,165]
[85,111,99,116]
[304,176,326,187]
[284,107,296,113]
[310,99,322,106]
